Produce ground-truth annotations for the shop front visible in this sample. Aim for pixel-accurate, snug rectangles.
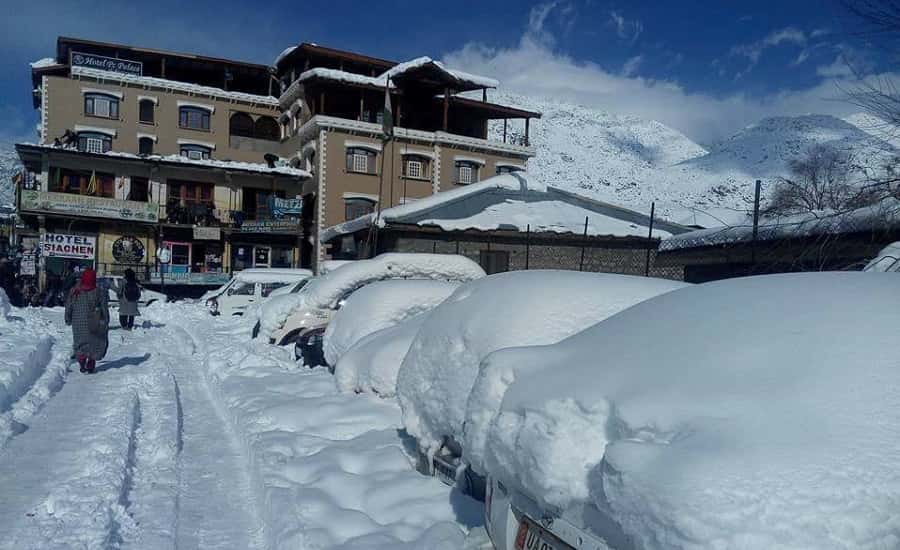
[229,217,303,270]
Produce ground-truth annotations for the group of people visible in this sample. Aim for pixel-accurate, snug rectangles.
[64,268,143,374]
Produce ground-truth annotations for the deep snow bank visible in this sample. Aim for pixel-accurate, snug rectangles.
[323,280,458,366]
[334,314,428,397]
[486,272,900,549]
[396,271,688,458]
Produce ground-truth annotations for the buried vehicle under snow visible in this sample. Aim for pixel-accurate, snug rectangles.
[395,271,688,500]
[251,253,486,362]
[482,272,900,550]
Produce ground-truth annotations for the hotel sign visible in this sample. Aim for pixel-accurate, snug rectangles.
[21,190,158,223]
[71,51,143,76]
[40,233,96,260]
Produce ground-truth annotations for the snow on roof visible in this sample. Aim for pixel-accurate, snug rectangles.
[20,143,310,178]
[235,268,312,284]
[70,66,279,106]
[321,172,678,241]
[482,272,900,548]
[30,57,59,69]
[274,45,298,67]
[661,197,900,252]
[395,271,689,461]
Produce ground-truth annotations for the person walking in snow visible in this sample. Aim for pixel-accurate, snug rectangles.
[113,268,141,330]
[64,268,109,374]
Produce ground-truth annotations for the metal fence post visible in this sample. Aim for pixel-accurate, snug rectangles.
[579,216,588,271]
[525,224,530,270]
[644,202,655,277]
[751,179,762,266]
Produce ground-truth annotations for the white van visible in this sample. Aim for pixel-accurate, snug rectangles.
[205,268,312,316]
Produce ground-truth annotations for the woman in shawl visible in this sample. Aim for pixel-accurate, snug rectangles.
[64,268,109,373]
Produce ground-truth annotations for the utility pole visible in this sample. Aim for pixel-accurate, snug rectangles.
[644,202,655,277]
[751,179,762,265]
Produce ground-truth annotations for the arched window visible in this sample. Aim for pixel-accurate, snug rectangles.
[138,137,154,156]
[139,99,155,124]
[344,197,376,221]
[345,147,377,174]
[401,154,431,180]
[229,112,254,137]
[179,106,211,131]
[84,93,119,119]
[254,116,279,141]
[455,160,480,185]
[180,144,212,160]
[77,132,112,154]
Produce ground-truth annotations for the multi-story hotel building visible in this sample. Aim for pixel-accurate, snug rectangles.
[16,37,539,289]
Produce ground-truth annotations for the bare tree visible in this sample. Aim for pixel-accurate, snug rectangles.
[764,145,870,215]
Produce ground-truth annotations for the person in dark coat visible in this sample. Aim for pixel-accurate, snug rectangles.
[64,269,109,374]
[113,268,141,330]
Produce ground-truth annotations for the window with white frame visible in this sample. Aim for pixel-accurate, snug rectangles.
[456,161,479,184]
[180,144,212,160]
[496,164,523,175]
[84,93,119,119]
[345,147,376,174]
[76,132,112,153]
[344,197,376,221]
[179,106,211,131]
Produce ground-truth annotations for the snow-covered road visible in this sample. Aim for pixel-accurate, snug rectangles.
[0,304,482,549]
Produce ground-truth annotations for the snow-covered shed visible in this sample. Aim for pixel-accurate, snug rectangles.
[657,198,900,282]
[322,173,689,278]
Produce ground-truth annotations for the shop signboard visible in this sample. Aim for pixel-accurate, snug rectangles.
[40,233,96,260]
[235,218,301,233]
[193,226,221,240]
[71,51,142,76]
[268,197,303,218]
[21,190,158,223]
[19,253,36,276]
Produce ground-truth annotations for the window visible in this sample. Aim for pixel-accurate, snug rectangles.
[254,116,279,141]
[179,106,211,131]
[261,282,289,297]
[180,144,212,160]
[344,197,376,221]
[229,112,254,137]
[129,177,149,202]
[76,132,111,154]
[139,99,155,124]
[496,165,523,175]
[168,181,213,205]
[346,147,376,174]
[138,137,154,156]
[229,281,256,296]
[456,161,479,184]
[402,155,430,180]
[53,168,115,197]
[84,93,119,119]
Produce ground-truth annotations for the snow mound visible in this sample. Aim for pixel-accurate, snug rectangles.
[0,289,10,321]
[334,313,428,397]
[256,291,309,341]
[396,270,688,459]
[865,241,900,272]
[485,272,900,549]
[323,280,459,366]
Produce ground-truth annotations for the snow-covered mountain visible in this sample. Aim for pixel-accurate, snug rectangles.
[0,142,19,208]
[489,90,899,225]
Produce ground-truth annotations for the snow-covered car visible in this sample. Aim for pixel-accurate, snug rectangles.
[99,276,167,307]
[256,253,485,350]
[323,279,460,368]
[483,272,900,550]
[334,313,429,397]
[864,241,900,272]
[204,268,312,316]
[396,271,689,498]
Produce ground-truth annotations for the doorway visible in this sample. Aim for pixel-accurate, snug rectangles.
[253,245,271,268]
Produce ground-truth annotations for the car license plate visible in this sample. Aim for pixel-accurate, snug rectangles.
[515,517,573,550]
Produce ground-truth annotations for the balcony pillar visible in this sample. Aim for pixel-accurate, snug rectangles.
[359,90,365,121]
[443,88,449,132]
[503,119,507,143]
[525,118,530,146]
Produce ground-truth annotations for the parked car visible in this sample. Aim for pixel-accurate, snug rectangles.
[483,273,900,550]
[255,253,485,355]
[864,241,900,272]
[99,276,167,307]
[395,271,689,500]
[205,268,312,317]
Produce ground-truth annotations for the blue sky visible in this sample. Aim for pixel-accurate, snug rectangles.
[0,0,892,144]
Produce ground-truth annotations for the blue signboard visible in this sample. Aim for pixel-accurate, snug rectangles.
[268,197,303,218]
[71,51,143,76]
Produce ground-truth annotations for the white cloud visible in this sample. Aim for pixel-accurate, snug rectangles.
[622,55,643,76]
[442,20,895,145]
[730,26,807,67]
[608,10,643,43]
